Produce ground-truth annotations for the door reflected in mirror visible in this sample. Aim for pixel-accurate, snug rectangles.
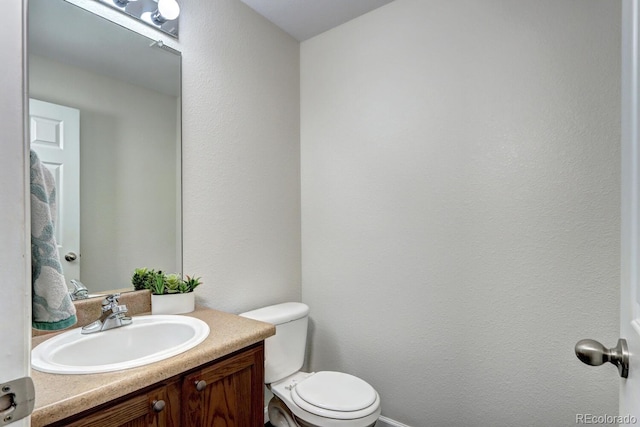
[28,0,182,295]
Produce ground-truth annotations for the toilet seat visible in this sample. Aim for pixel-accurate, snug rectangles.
[291,371,380,420]
[270,371,381,427]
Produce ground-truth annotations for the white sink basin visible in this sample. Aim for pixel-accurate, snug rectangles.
[32,315,210,374]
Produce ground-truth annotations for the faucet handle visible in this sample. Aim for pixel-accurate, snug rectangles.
[112,304,128,315]
[103,293,121,303]
[68,279,89,300]
[70,279,87,291]
[101,293,121,310]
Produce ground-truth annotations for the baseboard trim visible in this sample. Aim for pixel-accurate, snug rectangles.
[263,407,410,427]
[377,415,412,427]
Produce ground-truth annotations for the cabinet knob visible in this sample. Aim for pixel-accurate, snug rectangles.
[152,400,165,413]
[194,380,207,392]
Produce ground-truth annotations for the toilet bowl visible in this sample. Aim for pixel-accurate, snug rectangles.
[240,302,381,427]
[270,371,380,427]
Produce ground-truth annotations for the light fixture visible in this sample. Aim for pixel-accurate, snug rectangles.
[151,0,180,24]
[95,0,181,38]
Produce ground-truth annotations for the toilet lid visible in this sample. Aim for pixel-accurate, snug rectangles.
[292,371,378,415]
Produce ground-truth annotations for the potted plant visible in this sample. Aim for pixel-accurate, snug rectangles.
[131,268,202,315]
[132,267,156,291]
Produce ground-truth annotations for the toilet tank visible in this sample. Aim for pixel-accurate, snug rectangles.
[240,302,309,384]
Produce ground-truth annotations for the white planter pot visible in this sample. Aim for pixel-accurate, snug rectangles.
[151,292,195,315]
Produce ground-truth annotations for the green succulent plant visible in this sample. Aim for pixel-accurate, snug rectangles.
[178,281,190,293]
[151,271,166,295]
[132,268,203,295]
[184,275,202,292]
[165,273,182,294]
[132,267,153,291]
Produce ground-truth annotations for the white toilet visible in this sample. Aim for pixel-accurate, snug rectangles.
[240,302,381,427]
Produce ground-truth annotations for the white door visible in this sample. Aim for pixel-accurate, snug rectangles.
[620,0,640,419]
[29,98,81,282]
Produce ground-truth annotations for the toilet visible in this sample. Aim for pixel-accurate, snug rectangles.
[240,302,381,427]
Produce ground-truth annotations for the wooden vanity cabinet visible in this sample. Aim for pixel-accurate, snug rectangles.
[60,384,174,427]
[182,344,264,426]
[46,343,264,427]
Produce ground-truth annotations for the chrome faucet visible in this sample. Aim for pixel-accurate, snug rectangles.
[69,279,89,300]
[81,293,132,334]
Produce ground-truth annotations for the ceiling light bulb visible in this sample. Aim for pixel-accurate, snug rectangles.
[152,0,180,23]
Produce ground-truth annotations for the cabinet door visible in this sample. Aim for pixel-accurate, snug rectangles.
[61,386,169,427]
[182,344,264,427]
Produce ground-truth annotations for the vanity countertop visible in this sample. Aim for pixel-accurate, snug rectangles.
[30,307,275,426]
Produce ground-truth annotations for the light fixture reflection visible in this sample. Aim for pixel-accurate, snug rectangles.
[152,0,180,24]
[96,0,180,38]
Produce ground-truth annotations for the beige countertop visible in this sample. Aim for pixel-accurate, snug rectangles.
[30,307,275,426]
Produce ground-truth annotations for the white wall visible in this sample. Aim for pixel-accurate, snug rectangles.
[301,1,621,425]
[3,0,622,425]
[0,1,30,425]
[179,0,301,313]
[29,55,179,292]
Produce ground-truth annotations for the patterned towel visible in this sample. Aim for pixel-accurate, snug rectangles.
[30,150,77,330]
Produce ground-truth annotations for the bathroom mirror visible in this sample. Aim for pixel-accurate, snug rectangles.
[28,0,181,295]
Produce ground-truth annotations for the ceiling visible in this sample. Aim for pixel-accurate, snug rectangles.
[240,0,395,41]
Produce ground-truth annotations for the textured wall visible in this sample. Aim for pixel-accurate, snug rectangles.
[179,0,301,313]
[301,0,621,425]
